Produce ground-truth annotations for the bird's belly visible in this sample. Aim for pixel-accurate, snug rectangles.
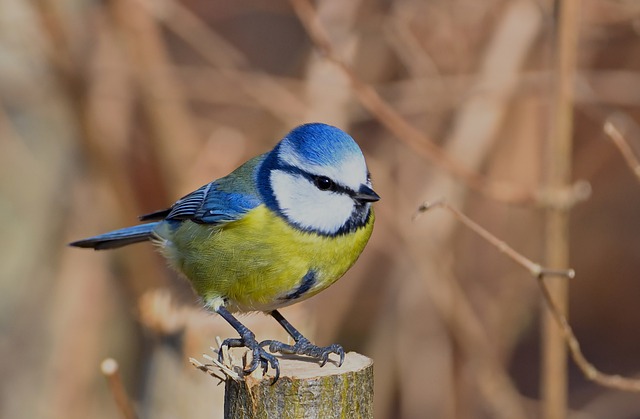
[156,205,374,312]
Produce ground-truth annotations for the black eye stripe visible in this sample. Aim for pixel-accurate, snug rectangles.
[277,165,353,196]
[263,161,373,236]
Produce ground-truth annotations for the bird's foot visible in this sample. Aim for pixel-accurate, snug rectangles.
[219,332,280,382]
[260,337,345,367]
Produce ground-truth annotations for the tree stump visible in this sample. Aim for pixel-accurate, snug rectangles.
[224,352,373,419]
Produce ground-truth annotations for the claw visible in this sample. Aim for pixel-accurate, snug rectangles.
[338,346,345,367]
[217,337,243,363]
[219,335,280,383]
[214,307,281,384]
[215,307,343,384]
[260,337,344,367]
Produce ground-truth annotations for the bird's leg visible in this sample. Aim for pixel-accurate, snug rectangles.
[215,306,280,382]
[260,310,345,367]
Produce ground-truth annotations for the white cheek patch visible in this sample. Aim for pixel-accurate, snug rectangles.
[278,143,368,191]
[270,170,355,235]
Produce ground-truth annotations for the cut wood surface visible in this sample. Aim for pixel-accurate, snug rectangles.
[224,352,373,419]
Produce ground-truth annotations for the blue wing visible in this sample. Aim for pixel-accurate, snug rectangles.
[139,182,261,225]
[139,154,266,225]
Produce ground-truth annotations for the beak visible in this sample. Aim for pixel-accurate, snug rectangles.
[353,184,380,203]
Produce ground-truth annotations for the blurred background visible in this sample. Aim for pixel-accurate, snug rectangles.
[2,0,640,418]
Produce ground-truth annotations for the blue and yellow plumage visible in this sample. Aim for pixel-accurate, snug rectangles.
[70,123,379,381]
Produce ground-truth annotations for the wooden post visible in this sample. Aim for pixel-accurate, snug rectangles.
[224,352,373,418]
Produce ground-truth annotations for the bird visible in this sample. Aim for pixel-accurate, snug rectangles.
[70,122,379,382]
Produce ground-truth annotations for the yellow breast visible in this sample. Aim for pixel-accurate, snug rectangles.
[155,205,374,312]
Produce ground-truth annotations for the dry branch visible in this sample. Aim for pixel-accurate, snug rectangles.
[101,358,138,419]
[135,0,307,125]
[382,2,544,416]
[541,0,580,417]
[417,201,640,393]
[604,115,640,183]
[109,0,201,190]
[289,0,536,205]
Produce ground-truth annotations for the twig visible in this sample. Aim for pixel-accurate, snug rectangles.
[404,215,531,418]
[541,0,580,417]
[135,0,306,125]
[189,340,242,383]
[417,201,640,393]
[534,277,640,392]
[110,0,204,189]
[384,14,443,79]
[415,200,574,280]
[289,0,535,205]
[100,358,138,419]
[190,358,227,383]
[387,4,545,416]
[604,115,640,183]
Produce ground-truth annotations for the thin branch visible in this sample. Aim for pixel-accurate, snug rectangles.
[384,14,444,79]
[289,0,535,205]
[604,115,640,183]
[534,276,640,392]
[416,201,640,393]
[541,0,580,416]
[100,358,139,419]
[415,200,574,280]
[136,0,306,125]
[403,222,531,418]
[109,0,201,189]
[189,341,242,383]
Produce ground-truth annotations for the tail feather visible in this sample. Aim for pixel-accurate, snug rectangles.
[69,222,160,250]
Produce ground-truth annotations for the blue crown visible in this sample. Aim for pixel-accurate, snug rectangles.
[280,123,362,166]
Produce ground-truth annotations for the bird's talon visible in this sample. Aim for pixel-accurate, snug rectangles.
[264,338,344,367]
[218,337,244,363]
[260,357,269,375]
[319,355,328,367]
[217,329,280,381]
[244,358,258,374]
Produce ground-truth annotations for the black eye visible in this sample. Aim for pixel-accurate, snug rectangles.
[314,176,334,191]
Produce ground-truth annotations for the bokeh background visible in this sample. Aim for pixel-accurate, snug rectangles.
[2,0,640,418]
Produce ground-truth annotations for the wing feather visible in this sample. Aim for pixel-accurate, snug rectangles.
[139,182,260,225]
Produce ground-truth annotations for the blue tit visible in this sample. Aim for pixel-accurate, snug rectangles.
[70,122,379,381]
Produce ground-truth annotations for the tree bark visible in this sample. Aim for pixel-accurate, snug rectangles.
[224,352,373,419]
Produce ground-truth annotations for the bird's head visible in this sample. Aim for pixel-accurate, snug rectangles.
[259,123,379,236]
